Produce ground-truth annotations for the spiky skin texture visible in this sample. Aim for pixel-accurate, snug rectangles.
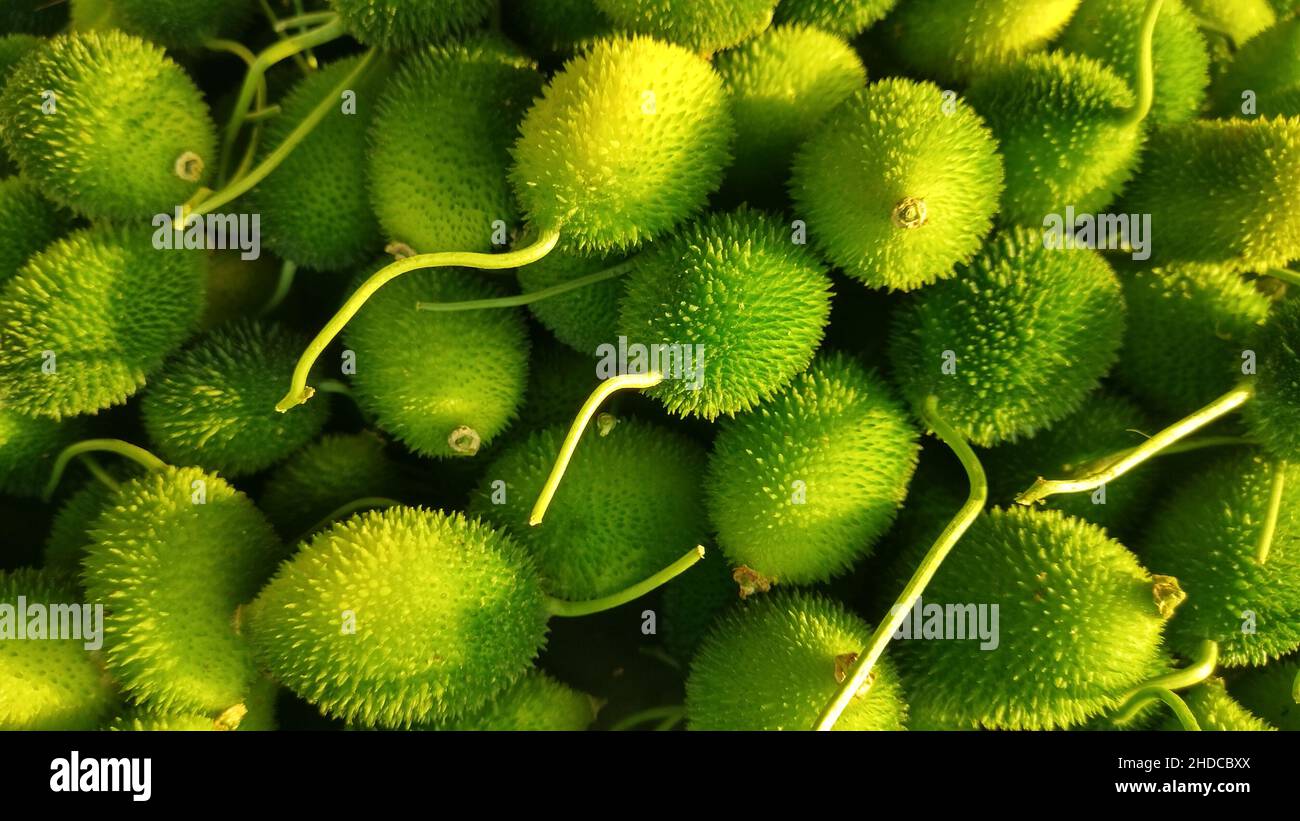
[1142,453,1300,667]
[93,0,257,49]
[1059,0,1210,125]
[344,265,530,458]
[82,467,280,714]
[773,0,897,38]
[618,208,832,420]
[0,34,41,175]
[889,229,1125,447]
[0,411,85,498]
[790,79,1004,291]
[1116,264,1271,417]
[511,36,734,252]
[108,678,278,731]
[985,393,1156,533]
[516,243,628,355]
[0,32,215,220]
[594,0,778,52]
[435,670,596,730]
[662,546,737,662]
[1120,117,1300,269]
[965,53,1143,224]
[250,56,388,271]
[1158,678,1275,730]
[1183,0,1276,44]
[259,432,407,539]
[705,354,920,584]
[246,508,549,727]
[0,177,71,286]
[1246,299,1300,461]
[1211,17,1300,117]
[0,225,206,420]
[883,0,1082,84]
[328,0,494,49]
[44,480,117,576]
[715,25,866,197]
[512,0,614,58]
[687,591,908,730]
[141,321,331,478]
[470,420,708,600]
[898,507,1171,730]
[369,37,541,255]
[1,568,118,731]
[1229,657,1300,729]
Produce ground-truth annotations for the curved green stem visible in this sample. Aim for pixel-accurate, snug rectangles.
[79,455,120,493]
[44,440,167,502]
[814,396,988,731]
[276,227,563,413]
[1293,668,1299,705]
[1132,687,1201,730]
[1118,0,1165,130]
[205,38,268,185]
[545,546,704,618]
[1113,640,1218,725]
[528,370,664,526]
[245,105,282,123]
[609,706,686,731]
[260,260,297,316]
[1267,268,1300,288]
[1017,385,1254,506]
[256,0,313,75]
[415,258,636,313]
[274,9,337,32]
[296,497,401,543]
[1257,460,1286,564]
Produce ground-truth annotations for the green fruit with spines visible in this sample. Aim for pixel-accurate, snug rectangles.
[344,264,530,459]
[1157,678,1276,730]
[44,479,117,576]
[1114,263,1271,417]
[662,546,737,662]
[704,352,920,585]
[518,340,604,431]
[984,392,1157,533]
[510,35,734,253]
[470,419,708,600]
[687,590,908,730]
[0,176,73,286]
[1210,17,1300,117]
[790,78,1004,292]
[897,506,1175,730]
[433,670,596,730]
[1183,0,1276,44]
[516,243,629,355]
[1140,452,1300,667]
[0,31,216,220]
[0,34,41,175]
[0,411,87,499]
[245,507,549,727]
[618,207,832,420]
[0,224,206,420]
[249,55,390,271]
[368,36,542,255]
[1059,0,1210,125]
[108,677,279,731]
[1244,294,1300,461]
[881,0,1083,84]
[1228,657,1300,729]
[965,53,1144,224]
[512,0,615,58]
[593,0,778,53]
[259,431,409,539]
[714,25,866,199]
[888,228,1125,448]
[83,0,258,50]
[328,0,495,49]
[772,0,897,38]
[141,320,331,478]
[1,1,69,36]
[83,466,281,714]
[0,568,119,731]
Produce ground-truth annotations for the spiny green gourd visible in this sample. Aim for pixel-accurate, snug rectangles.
[897,507,1179,730]
[1210,17,1300,117]
[0,31,215,220]
[368,36,542,255]
[470,419,708,601]
[0,568,119,731]
[789,78,1004,292]
[1229,657,1300,729]
[984,392,1157,534]
[258,431,409,538]
[0,411,86,498]
[662,546,738,662]
[687,590,909,730]
[108,678,279,731]
[432,670,597,731]
[344,264,530,458]
[964,53,1145,224]
[714,25,866,199]
[772,0,897,38]
[245,507,550,728]
[1243,295,1300,461]
[328,0,495,49]
[617,208,832,419]
[0,176,72,286]
[141,320,332,478]
[1183,0,1276,44]
[0,34,41,175]
[593,0,778,53]
[510,35,734,252]
[1118,117,1300,269]
[77,0,257,50]
[1115,263,1271,416]
[704,353,920,585]
[44,478,119,576]
[0,225,207,420]
[515,243,629,355]
[513,0,614,59]
[1140,452,1300,667]
[517,340,605,431]
[250,54,390,271]
[888,228,1126,448]
[880,0,1083,84]
[83,466,282,714]
[1059,0,1210,125]
[1157,678,1276,730]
